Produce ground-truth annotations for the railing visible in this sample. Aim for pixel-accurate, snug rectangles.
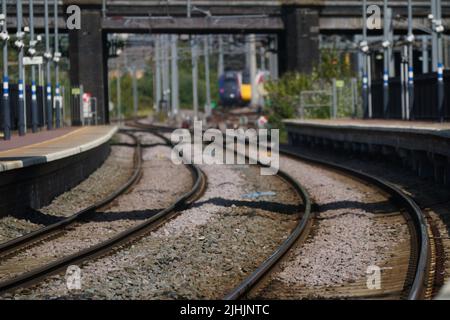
[297,78,360,120]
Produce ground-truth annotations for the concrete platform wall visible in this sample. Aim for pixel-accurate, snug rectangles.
[0,143,110,217]
[286,123,450,185]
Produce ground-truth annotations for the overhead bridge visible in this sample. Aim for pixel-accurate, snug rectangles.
[101,16,284,33]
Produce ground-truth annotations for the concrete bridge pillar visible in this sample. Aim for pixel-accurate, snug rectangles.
[67,5,108,125]
[280,7,320,74]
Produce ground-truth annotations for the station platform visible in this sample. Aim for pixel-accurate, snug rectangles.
[0,126,118,217]
[284,119,450,184]
[0,126,117,172]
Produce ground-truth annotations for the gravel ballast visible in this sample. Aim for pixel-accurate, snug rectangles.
[0,137,193,287]
[283,145,450,292]
[271,155,409,288]
[0,134,135,244]
[7,161,301,300]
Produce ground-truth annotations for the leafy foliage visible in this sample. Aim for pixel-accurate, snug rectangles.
[264,48,358,136]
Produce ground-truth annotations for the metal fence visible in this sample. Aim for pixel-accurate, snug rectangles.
[297,78,360,119]
[371,71,450,120]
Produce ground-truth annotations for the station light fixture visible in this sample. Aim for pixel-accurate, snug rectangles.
[0,31,9,41]
[14,39,24,49]
[382,40,391,48]
[0,13,5,26]
[435,20,445,33]
[44,51,52,59]
[53,51,61,62]
[406,34,415,43]
[359,40,369,53]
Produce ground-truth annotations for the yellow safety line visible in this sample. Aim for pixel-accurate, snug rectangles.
[0,127,86,157]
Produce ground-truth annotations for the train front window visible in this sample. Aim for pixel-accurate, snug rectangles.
[242,71,251,84]
[224,79,237,92]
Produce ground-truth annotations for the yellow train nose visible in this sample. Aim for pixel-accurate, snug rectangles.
[241,84,252,102]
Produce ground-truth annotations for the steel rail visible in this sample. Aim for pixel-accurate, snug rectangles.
[218,133,429,300]
[132,121,314,301]
[278,147,430,300]
[128,121,430,300]
[0,130,206,295]
[223,168,312,300]
[0,131,142,257]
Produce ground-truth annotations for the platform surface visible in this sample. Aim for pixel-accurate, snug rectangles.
[284,119,450,138]
[0,127,78,152]
[0,126,118,172]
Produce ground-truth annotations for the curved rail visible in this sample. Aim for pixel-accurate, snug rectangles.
[0,131,143,257]
[219,134,430,300]
[224,169,312,300]
[0,130,206,295]
[278,147,430,300]
[130,121,430,300]
[132,121,314,301]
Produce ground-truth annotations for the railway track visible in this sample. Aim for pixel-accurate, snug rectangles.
[120,121,311,298]
[223,141,432,300]
[0,120,435,300]
[137,120,432,300]
[0,131,142,257]
[0,130,206,295]
[1,122,305,299]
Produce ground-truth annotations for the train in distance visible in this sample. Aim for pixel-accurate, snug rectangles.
[218,70,269,108]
